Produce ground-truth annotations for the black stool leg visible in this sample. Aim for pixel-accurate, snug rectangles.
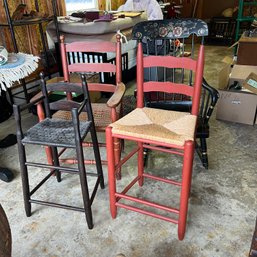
[90,127,105,189]
[14,105,31,216]
[17,142,31,217]
[143,147,150,167]
[77,143,94,229]
[73,120,94,229]
[51,146,61,182]
[200,138,208,169]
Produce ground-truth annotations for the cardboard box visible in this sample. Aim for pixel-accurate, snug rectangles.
[229,65,257,87]
[216,90,257,125]
[243,72,257,95]
[217,62,257,125]
[237,35,257,66]
[218,56,234,90]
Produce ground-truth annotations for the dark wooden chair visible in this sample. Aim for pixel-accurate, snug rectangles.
[136,19,219,169]
[13,73,104,229]
[106,18,207,240]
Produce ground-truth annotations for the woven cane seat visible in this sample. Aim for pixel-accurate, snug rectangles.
[111,107,197,146]
[53,103,121,131]
[22,118,91,148]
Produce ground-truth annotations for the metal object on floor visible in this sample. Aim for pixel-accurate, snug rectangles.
[0,204,12,257]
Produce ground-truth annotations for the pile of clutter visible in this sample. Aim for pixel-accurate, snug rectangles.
[11,4,48,21]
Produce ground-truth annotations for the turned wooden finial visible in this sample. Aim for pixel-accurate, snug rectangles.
[39,71,44,80]
[60,35,65,43]
[116,33,121,43]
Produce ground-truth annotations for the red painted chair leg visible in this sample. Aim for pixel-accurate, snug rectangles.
[37,103,54,166]
[114,138,122,180]
[138,142,144,186]
[178,140,194,240]
[106,126,117,218]
[45,147,54,165]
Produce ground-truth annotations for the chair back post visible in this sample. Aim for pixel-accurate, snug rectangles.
[13,104,23,141]
[40,72,52,119]
[80,74,93,123]
[191,43,204,116]
[60,35,70,82]
[71,107,81,147]
[116,34,122,84]
[136,40,144,108]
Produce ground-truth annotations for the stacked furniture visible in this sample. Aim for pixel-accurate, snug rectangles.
[46,12,147,81]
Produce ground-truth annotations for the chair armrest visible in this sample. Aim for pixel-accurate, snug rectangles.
[107,82,126,108]
[47,76,65,83]
[30,77,66,103]
[201,78,220,123]
[202,78,219,105]
[18,95,45,112]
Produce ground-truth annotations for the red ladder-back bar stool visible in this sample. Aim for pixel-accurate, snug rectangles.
[106,19,208,240]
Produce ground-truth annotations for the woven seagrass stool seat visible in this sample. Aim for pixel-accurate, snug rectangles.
[111,107,197,146]
[13,73,104,229]
[53,103,121,132]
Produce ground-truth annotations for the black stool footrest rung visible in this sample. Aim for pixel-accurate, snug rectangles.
[30,199,86,212]
[25,161,79,173]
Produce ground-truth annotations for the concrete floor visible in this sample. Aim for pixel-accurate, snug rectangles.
[0,45,257,257]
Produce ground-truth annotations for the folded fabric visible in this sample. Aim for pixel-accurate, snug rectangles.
[0,46,8,66]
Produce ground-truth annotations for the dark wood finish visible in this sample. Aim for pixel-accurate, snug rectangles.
[0,204,11,257]
[13,73,104,229]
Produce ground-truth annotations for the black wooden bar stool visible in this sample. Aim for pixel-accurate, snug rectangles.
[13,73,104,229]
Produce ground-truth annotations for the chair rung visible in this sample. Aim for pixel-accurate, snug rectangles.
[90,177,101,205]
[115,193,179,214]
[59,158,108,166]
[30,199,85,212]
[143,144,184,156]
[82,142,106,147]
[116,146,139,170]
[25,161,78,173]
[119,176,140,196]
[143,173,182,186]
[118,174,181,201]
[30,170,56,196]
[116,202,179,224]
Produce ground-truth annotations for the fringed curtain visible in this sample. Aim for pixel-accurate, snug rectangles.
[98,0,126,11]
[0,0,66,54]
